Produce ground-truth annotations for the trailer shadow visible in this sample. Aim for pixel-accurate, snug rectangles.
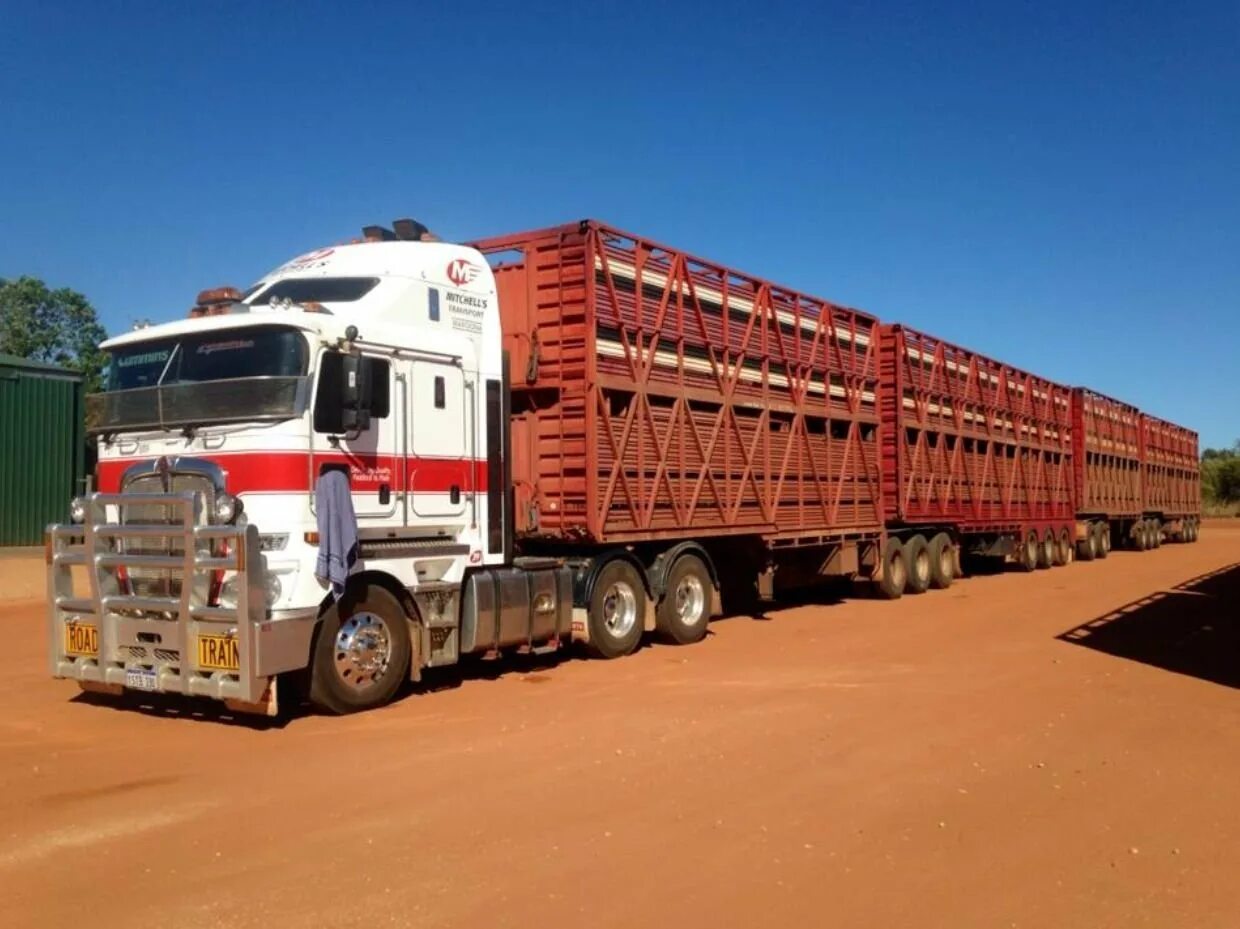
[1056,562,1240,689]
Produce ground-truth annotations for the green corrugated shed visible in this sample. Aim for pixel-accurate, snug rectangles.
[0,354,86,545]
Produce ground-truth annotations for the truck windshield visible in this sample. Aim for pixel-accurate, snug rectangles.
[90,325,310,433]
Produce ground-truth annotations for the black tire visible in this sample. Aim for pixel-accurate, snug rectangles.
[1037,531,1055,569]
[1053,528,1073,566]
[928,533,955,589]
[586,560,646,659]
[1077,528,1096,562]
[1150,521,1162,548]
[309,584,412,715]
[1134,521,1148,551]
[1189,521,1199,543]
[904,535,932,594]
[1100,523,1112,554]
[1093,522,1108,560]
[1017,530,1038,572]
[877,537,907,600]
[656,555,711,645]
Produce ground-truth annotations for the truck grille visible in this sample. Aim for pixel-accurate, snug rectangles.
[120,472,216,600]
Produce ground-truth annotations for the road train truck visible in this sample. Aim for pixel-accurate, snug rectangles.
[47,220,893,715]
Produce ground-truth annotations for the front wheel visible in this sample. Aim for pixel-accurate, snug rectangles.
[309,585,412,714]
[586,560,647,659]
[656,555,711,645]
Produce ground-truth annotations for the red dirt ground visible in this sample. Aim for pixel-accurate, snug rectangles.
[2,524,1238,928]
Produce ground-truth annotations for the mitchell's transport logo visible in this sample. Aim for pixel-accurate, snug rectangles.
[446,258,481,286]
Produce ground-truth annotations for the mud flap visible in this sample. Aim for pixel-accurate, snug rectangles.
[223,677,279,717]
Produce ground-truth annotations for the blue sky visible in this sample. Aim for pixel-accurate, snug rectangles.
[2,1,1236,447]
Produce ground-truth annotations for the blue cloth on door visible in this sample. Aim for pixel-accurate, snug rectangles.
[314,469,358,599]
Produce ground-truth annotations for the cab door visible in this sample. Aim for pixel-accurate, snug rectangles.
[409,359,470,519]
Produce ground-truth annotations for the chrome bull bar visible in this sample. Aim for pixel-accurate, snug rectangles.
[46,491,297,713]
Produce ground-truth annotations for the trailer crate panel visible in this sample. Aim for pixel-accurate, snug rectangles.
[878,325,1074,528]
[1141,414,1200,518]
[1071,389,1142,518]
[476,221,884,544]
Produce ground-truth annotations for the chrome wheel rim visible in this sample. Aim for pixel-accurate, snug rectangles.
[601,581,638,638]
[334,611,392,692]
[674,574,706,626]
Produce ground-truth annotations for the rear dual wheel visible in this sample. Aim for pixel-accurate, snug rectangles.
[655,555,711,645]
[928,533,955,589]
[587,560,647,659]
[1054,528,1073,567]
[1093,523,1109,560]
[1017,531,1039,572]
[905,535,932,594]
[1037,531,1055,569]
[1077,528,1097,562]
[877,537,908,600]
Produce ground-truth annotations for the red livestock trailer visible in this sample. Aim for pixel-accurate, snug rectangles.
[875,324,1076,597]
[472,220,887,621]
[1140,414,1202,546]
[1071,388,1143,559]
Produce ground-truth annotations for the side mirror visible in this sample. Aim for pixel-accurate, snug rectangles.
[341,355,374,432]
[314,351,375,435]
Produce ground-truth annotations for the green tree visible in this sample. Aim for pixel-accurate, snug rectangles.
[1201,441,1240,505]
[0,276,108,392]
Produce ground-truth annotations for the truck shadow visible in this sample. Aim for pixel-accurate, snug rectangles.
[69,690,294,729]
[1056,562,1240,689]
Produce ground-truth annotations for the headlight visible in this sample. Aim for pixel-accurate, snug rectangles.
[69,497,87,523]
[265,574,283,607]
[217,577,239,610]
[213,493,242,523]
[217,574,284,609]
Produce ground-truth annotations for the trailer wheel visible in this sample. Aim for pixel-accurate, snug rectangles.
[586,560,646,659]
[1150,520,1162,548]
[308,584,412,715]
[1017,531,1038,572]
[928,533,954,589]
[877,538,907,600]
[1134,521,1148,551]
[655,555,711,645]
[1054,528,1073,566]
[1037,531,1055,569]
[1092,522,1108,560]
[1077,529,1096,562]
[1188,520,1199,543]
[1100,523,1112,554]
[904,535,932,594]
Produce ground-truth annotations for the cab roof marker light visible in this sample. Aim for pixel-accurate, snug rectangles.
[392,218,439,242]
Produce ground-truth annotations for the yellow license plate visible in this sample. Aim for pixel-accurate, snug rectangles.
[65,621,99,657]
[197,634,240,671]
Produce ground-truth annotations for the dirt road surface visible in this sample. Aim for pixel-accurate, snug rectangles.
[3,525,1239,929]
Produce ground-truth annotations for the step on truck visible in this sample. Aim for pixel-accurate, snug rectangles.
[46,219,890,715]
